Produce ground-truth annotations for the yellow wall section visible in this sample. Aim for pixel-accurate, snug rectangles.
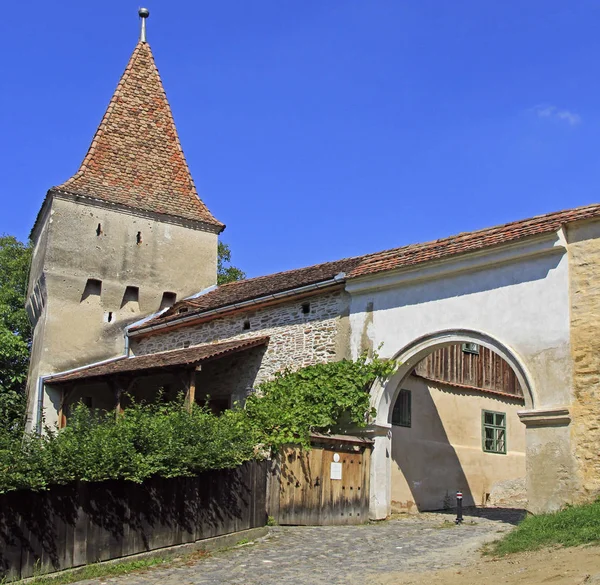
[391,375,526,512]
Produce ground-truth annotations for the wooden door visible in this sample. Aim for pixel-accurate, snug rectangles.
[276,438,371,525]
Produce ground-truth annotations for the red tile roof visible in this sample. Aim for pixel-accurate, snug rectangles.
[54,41,223,229]
[48,336,269,384]
[131,203,600,334]
[348,203,600,278]
[129,257,361,332]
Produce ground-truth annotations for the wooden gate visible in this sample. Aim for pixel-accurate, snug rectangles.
[268,433,372,525]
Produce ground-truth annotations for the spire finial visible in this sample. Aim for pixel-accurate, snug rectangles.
[138,8,150,43]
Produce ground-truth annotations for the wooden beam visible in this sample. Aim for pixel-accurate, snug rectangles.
[57,388,66,430]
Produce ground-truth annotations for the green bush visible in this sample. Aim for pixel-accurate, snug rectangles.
[0,353,395,493]
[0,401,257,493]
[245,352,396,450]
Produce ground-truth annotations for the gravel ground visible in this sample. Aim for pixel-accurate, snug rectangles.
[79,508,526,585]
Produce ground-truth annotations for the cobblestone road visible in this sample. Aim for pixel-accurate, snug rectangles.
[83,509,525,585]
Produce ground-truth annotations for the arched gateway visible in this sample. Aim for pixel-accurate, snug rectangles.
[368,329,537,518]
[344,224,590,518]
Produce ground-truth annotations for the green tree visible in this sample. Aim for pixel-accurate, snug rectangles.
[0,235,32,428]
[217,242,246,285]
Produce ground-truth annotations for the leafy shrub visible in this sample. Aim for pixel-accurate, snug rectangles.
[0,353,396,493]
[245,352,396,449]
[0,401,256,493]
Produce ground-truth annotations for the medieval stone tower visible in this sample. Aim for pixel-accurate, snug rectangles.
[25,10,223,430]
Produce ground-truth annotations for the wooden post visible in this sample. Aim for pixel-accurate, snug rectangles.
[57,384,74,429]
[58,388,66,429]
[108,378,125,419]
[185,368,197,411]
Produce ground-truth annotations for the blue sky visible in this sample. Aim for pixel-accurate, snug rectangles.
[1,1,598,277]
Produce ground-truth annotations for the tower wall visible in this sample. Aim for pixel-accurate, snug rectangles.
[25,194,218,430]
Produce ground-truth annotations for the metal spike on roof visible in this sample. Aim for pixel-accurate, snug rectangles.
[139,8,149,43]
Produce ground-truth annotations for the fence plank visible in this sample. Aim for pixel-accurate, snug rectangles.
[0,460,267,581]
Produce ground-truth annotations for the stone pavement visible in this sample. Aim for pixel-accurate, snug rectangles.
[83,509,525,585]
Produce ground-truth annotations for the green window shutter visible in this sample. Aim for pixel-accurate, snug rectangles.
[482,409,507,454]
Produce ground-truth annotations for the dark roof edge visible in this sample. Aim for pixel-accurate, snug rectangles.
[47,336,270,384]
[412,373,525,401]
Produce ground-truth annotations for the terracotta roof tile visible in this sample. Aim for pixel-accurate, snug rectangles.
[130,256,362,331]
[131,203,600,334]
[48,336,269,383]
[55,41,223,229]
[348,203,600,278]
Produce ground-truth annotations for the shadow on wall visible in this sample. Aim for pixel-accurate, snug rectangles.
[195,344,266,406]
[391,383,475,512]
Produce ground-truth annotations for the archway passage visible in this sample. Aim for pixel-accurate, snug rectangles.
[389,342,527,513]
[368,329,535,520]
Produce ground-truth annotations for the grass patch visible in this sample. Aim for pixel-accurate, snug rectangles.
[489,500,600,556]
[5,550,210,585]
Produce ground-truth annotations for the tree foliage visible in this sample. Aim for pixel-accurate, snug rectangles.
[0,235,32,428]
[217,241,246,285]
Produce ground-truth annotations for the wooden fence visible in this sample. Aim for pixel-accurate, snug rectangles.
[267,434,372,525]
[0,460,267,581]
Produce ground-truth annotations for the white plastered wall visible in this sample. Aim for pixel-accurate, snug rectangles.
[346,233,577,517]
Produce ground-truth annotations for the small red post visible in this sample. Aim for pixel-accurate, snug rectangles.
[456,490,463,524]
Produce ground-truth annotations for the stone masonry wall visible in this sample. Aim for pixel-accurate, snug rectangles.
[132,290,348,386]
[568,219,600,499]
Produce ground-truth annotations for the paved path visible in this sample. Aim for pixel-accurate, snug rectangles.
[85,509,525,585]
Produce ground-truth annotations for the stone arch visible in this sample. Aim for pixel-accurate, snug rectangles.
[368,328,536,520]
[372,328,536,425]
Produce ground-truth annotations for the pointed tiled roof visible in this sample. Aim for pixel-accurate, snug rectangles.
[55,41,223,229]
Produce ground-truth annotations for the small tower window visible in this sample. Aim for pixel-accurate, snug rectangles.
[301,302,311,315]
[104,311,114,323]
[96,223,102,236]
[81,278,102,301]
[160,292,177,310]
[243,319,251,331]
[136,231,142,245]
[121,286,140,308]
